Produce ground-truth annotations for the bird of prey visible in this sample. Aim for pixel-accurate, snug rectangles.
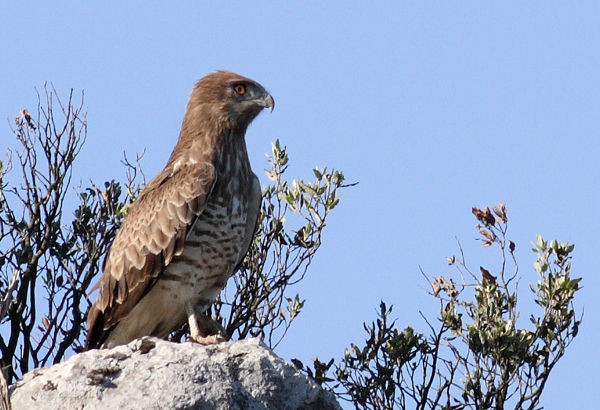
[85,71,274,349]
[15,109,36,129]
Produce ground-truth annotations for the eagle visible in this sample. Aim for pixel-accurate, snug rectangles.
[85,71,274,349]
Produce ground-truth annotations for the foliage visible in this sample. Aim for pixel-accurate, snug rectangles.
[0,87,348,384]
[303,204,581,410]
[0,87,101,383]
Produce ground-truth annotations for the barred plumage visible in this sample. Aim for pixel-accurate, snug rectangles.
[86,71,273,349]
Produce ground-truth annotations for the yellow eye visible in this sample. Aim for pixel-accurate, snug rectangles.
[234,84,246,95]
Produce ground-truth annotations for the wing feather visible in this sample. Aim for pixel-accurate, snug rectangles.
[86,152,216,347]
[233,173,262,272]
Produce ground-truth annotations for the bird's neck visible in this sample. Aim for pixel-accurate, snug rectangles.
[168,103,246,160]
[215,127,252,178]
[167,114,252,182]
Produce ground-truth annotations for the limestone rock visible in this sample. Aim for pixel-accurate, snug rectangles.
[9,337,340,410]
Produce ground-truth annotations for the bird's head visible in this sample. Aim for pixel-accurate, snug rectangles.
[187,70,274,129]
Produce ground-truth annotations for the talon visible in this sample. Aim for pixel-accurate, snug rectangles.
[185,301,228,345]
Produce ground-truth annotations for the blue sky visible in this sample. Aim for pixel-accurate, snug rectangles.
[2,2,598,408]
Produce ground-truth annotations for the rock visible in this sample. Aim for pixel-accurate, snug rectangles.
[9,337,341,410]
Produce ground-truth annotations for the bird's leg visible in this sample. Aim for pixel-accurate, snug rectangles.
[185,301,203,340]
[185,301,228,345]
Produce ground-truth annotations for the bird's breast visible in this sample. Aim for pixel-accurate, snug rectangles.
[160,187,251,306]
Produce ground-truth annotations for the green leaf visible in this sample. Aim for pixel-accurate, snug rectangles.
[313,167,322,180]
[534,261,547,274]
[264,169,278,181]
[536,233,546,250]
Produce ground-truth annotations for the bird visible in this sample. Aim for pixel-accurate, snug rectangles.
[15,109,36,129]
[85,70,274,349]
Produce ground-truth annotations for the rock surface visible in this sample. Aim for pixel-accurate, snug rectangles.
[9,337,340,410]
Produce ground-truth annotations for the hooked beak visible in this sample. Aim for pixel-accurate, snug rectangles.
[256,92,275,112]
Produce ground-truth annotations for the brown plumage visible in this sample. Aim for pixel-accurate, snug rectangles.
[86,71,274,349]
